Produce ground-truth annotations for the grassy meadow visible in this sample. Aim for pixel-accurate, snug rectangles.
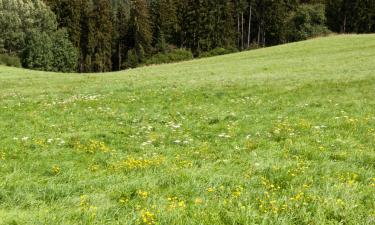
[0,34,375,224]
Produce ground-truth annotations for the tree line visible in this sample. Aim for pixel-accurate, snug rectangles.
[1,0,374,72]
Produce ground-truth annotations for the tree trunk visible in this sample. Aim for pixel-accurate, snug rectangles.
[262,28,266,47]
[241,12,244,50]
[257,22,261,45]
[237,14,240,48]
[118,43,122,71]
[247,4,252,48]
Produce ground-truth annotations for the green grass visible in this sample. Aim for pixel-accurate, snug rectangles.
[0,34,375,225]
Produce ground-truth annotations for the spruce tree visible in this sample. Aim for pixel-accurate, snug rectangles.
[114,0,130,70]
[83,0,113,72]
[124,0,152,67]
[150,0,177,52]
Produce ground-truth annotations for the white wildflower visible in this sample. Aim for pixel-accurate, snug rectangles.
[21,137,29,141]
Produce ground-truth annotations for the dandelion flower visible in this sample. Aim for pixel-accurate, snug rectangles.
[207,187,215,193]
[194,198,203,205]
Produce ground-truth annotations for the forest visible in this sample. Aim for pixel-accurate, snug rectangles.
[1,0,374,73]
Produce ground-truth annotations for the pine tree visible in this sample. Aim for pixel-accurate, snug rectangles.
[150,0,177,52]
[218,0,236,49]
[113,0,130,70]
[355,0,375,33]
[124,0,152,67]
[82,0,113,72]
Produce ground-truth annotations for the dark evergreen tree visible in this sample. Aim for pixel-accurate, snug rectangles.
[326,0,353,33]
[326,0,374,34]
[113,0,130,70]
[150,0,177,52]
[51,29,78,72]
[287,3,330,41]
[82,0,113,72]
[124,0,152,68]
[13,0,375,72]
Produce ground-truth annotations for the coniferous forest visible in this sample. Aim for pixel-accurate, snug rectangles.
[1,0,374,73]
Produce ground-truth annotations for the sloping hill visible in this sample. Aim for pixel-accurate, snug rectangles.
[0,35,375,224]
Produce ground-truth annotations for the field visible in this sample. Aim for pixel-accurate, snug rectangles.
[0,34,374,225]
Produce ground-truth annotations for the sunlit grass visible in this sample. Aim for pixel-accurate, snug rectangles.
[0,34,375,224]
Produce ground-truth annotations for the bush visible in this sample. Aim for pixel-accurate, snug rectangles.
[199,47,238,58]
[21,29,78,72]
[144,49,193,65]
[0,54,21,67]
[21,30,54,71]
[287,4,331,42]
[51,29,78,72]
[0,0,57,54]
[123,49,140,69]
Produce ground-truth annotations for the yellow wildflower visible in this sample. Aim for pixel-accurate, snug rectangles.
[138,190,148,199]
[194,198,203,205]
[89,164,99,172]
[0,152,5,160]
[207,187,215,193]
[336,199,345,206]
[232,186,243,198]
[52,165,61,175]
[119,197,129,205]
[178,200,186,208]
[140,210,156,225]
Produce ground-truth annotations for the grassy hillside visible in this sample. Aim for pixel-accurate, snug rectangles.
[0,34,375,225]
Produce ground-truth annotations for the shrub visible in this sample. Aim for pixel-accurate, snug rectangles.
[287,4,331,42]
[21,29,78,72]
[0,54,21,67]
[144,49,193,65]
[199,47,238,58]
[51,29,78,72]
[123,49,139,69]
[21,30,54,71]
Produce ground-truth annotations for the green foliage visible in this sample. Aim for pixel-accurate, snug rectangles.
[85,0,113,72]
[112,0,130,71]
[126,0,152,63]
[0,54,21,67]
[1,0,372,72]
[21,29,78,72]
[0,0,57,54]
[288,4,331,41]
[21,30,54,71]
[150,0,178,52]
[0,0,78,72]
[326,0,375,33]
[144,49,193,65]
[40,0,373,72]
[51,29,78,72]
[124,49,139,68]
[176,0,236,53]
[199,47,238,58]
